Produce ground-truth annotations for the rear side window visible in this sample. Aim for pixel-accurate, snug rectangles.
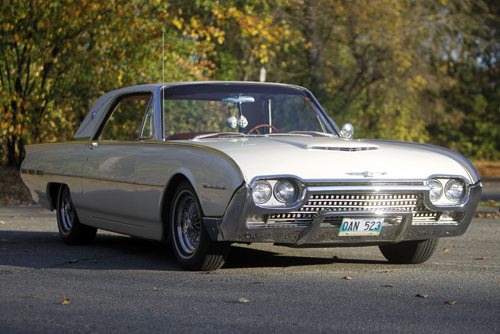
[99,94,152,141]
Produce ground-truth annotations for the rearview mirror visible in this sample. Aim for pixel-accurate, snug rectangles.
[222,96,255,104]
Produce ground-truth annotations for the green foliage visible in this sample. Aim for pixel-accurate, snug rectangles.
[100,96,151,141]
[0,0,498,166]
[164,100,230,135]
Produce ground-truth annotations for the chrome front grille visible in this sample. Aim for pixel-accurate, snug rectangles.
[267,193,440,226]
[304,193,421,212]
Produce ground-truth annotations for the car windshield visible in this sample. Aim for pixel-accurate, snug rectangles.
[162,83,336,140]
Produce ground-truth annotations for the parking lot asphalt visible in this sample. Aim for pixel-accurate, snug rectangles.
[0,206,499,333]
[481,179,500,202]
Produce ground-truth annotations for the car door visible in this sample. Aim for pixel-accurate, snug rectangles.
[78,93,154,237]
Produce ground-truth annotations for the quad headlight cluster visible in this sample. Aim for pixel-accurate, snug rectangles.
[252,179,302,207]
[428,178,467,205]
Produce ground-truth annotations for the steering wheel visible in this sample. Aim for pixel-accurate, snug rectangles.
[247,124,280,135]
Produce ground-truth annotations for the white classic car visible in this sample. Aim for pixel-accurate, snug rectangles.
[21,82,482,270]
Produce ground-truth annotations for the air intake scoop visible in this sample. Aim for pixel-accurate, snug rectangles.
[307,141,380,151]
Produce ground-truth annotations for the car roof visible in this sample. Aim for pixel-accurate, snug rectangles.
[104,81,306,95]
[74,81,308,139]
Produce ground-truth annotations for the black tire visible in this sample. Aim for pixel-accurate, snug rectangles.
[56,185,97,244]
[379,238,439,264]
[170,182,230,271]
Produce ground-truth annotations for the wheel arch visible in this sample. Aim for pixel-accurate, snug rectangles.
[46,182,66,211]
[160,173,193,241]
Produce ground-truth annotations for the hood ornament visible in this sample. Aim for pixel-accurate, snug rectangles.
[346,171,387,178]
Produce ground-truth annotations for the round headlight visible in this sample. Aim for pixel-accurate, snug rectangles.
[429,180,443,202]
[274,180,297,203]
[252,180,272,204]
[444,179,465,203]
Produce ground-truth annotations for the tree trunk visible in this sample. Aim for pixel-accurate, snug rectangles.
[304,0,326,99]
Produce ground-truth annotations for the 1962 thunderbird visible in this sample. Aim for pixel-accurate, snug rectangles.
[21,82,482,270]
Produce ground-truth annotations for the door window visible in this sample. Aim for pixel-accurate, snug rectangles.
[99,94,152,141]
[139,101,154,139]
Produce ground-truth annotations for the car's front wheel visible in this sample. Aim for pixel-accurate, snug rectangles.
[170,182,230,271]
[56,185,97,244]
[379,238,439,264]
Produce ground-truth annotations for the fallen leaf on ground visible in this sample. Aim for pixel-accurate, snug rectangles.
[152,287,160,292]
[238,297,250,304]
[203,271,217,275]
[0,220,5,225]
[440,248,449,253]
[59,298,71,305]
[383,284,395,288]
[343,276,352,280]
[415,294,429,298]
[445,300,458,305]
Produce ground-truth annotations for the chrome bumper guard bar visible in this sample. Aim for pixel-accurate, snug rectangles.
[203,181,482,245]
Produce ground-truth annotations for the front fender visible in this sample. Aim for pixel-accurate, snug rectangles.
[135,142,245,217]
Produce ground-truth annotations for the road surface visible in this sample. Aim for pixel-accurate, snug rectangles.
[0,206,498,333]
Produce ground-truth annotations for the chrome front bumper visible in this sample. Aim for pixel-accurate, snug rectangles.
[203,181,482,246]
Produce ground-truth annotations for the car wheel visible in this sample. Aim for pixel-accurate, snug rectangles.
[170,182,230,271]
[379,238,439,264]
[56,185,97,244]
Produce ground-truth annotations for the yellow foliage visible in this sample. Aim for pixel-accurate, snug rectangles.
[172,17,183,30]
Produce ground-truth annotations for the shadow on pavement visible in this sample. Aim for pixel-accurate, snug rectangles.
[0,230,389,271]
[0,230,179,271]
[226,245,387,269]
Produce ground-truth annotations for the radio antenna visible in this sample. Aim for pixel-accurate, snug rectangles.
[162,30,165,84]
[162,29,165,139]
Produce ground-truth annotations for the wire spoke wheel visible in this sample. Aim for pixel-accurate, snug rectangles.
[175,193,202,256]
[56,185,97,244]
[170,182,230,271]
[59,189,75,233]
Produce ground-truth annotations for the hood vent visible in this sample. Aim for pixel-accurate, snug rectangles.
[308,145,379,152]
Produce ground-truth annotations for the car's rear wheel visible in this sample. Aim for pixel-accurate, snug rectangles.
[170,182,230,271]
[379,238,439,264]
[56,185,97,244]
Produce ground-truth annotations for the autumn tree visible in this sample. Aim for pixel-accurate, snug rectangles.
[0,0,498,166]
[0,1,215,166]
[422,0,500,159]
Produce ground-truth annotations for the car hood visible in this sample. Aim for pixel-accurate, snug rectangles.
[191,136,479,183]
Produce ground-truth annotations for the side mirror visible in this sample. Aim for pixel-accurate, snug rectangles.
[340,123,354,139]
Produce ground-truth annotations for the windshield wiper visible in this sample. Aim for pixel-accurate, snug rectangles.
[192,132,246,140]
[272,131,337,137]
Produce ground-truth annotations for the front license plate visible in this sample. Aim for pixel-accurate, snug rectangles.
[339,218,383,236]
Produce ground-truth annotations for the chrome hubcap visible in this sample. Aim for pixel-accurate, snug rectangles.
[175,192,201,256]
[59,190,74,233]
